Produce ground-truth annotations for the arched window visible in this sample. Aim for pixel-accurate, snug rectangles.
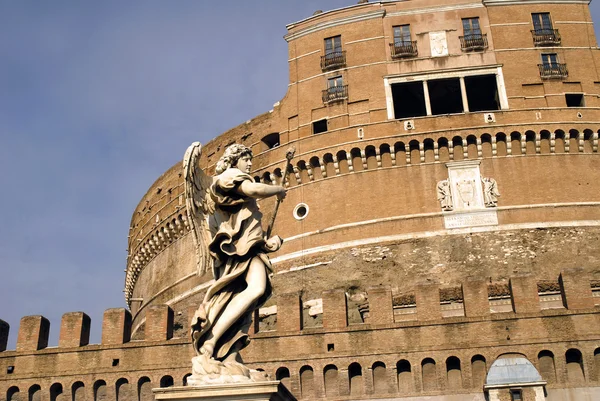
[350,148,363,171]
[438,138,449,161]
[380,144,392,167]
[565,348,585,384]
[423,139,435,163]
[365,145,377,169]
[525,131,536,154]
[594,348,600,377]
[394,142,407,166]
[471,355,487,388]
[297,161,309,183]
[554,130,566,153]
[160,376,174,388]
[496,133,507,156]
[276,367,291,390]
[336,150,350,174]
[116,378,132,401]
[569,129,580,153]
[261,133,280,151]
[273,168,283,186]
[372,361,387,394]
[583,129,594,153]
[421,358,437,391]
[93,381,106,401]
[452,137,464,160]
[540,130,551,154]
[446,356,462,389]
[323,365,339,397]
[510,132,522,155]
[397,359,412,392]
[49,383,62,401]
[538,350,556,383]
[138,377,153,401]
[183,373,192,386]
[28,385,41,401]
[323,153,336,177]
[466,135,477,158]
[7,386,20,401]
[261,172,272,185]
[309,156,322,180]
[348,362,363,396]
[481,134,492,158]
[409,140,420,164]
[300,365,315,398]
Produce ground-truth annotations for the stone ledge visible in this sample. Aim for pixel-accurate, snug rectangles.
[153,381,296,401]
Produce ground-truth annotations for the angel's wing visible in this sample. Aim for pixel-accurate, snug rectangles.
[183,142,215,277]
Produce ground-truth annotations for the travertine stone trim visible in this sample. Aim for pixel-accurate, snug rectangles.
[59,312,90,348]
[153,381,296,401]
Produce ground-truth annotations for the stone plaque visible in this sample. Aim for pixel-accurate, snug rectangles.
[444,209,499,229]
[429,31,448,57]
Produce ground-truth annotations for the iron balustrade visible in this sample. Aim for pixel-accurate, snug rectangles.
[390,41,418,58]
[538,63,568,79]
[322,85,348,103]
[321,51,346,71]
[531,29,561,46]
[459,34,488,51]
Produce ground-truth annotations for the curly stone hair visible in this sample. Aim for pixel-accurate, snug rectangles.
[215,144,253,174]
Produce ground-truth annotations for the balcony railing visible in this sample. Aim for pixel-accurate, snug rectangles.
[321,51,346,71]
[390,41,418,58]
[531,29,561,46]
[322,85,348,104]
[459,34,488,51]
[538,63,568,79]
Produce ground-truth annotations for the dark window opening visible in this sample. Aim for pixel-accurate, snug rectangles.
[112,359,120,367]
[391,81,427,119]
[7,366,14,374]
[327,343,335,352]
[313,119,328,134]
[566,93,584,107]
[261,132,280,150]
[510,389,522,401]
[429,78,463,115]
[465,74,500,112]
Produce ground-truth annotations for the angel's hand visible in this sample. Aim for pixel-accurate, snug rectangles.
[276,187,287,201]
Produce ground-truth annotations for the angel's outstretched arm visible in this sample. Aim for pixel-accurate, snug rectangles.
[237,181,286,200]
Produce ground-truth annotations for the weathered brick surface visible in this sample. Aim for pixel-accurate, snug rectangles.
[510,275,540,314]
[367,286,393,325]
[16,315,49,352]
[146,305,173,341]
[560,269,596,310]
[416,283,441,321]
[322,289,347,329]
[462,280,490,318]
[59,312,90,348]
[101,308,131,345]
[277,293,302,332]
[0,320,8,352]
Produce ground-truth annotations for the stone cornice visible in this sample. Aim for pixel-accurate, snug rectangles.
[284,9,386,42]
[483,0,590,6]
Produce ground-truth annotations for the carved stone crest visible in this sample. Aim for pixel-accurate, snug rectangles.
[429,31,448,57]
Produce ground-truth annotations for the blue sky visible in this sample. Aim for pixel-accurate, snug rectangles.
[1,1,599,349]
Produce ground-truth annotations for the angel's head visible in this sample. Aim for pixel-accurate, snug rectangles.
[215,144,253,175]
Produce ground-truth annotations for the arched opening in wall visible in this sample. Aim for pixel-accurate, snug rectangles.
[309,157,323,180]
[438,138,449,162]
[423,139,435,162]
[323,153,336,177]
[394,142,407,166]
[496,132,507,156]
[182,374,192,386]
[72,382,85,401]
[510,132,522,155]
[348,362,363,396]
[28,385,41,401]
[261,132,280,151]
[300,365,315,398]
[409,140,420,164]
[421,358,437,392]
[261,172,272,185]
[336,150,350,174]
[276,367,291,391]
[554,130,566,153]
[254,176,261,183]
[365,145,377,169]
[160,376,174,388]
[471,355,487,389]
[323,364,339,398]
[565,348,585,384]
[7,386,20,401]
[538,350,556,383]
[380,144,392,167]
[350,147,363,172]
[273,168,283,186]
[93,381,106,401]
[466,135,477,158]
[569,129,580,153]
[116,379,132,401]
[540,130,551,154]
[50,383,63,401]
[137,377,153,401]
[297,161,310,183]
[397,360,413,393]
[583,129,594,153]
[452,137,464,160]
[286,164,298,186]
[372,361,387,394]
[446,356,463,390]
[525,131,536,154]
[594,348,600,377]
[481,134,492,158]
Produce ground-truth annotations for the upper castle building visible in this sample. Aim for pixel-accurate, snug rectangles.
[2,1,600,400]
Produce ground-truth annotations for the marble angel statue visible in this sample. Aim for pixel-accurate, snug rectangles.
[183,142,287,384]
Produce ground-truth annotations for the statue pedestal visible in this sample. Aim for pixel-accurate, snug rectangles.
[153,381,296,401]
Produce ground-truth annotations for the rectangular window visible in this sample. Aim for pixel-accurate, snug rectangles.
[393,25,411,45]
[391,81,427,119]
[462,17,482,39]
[325,35,342,56]
[328,76,343,89]
[532,12,553,32]
[541,53,559,67]
[465,75,500,112]
[510,389,522,401]
[313,119,328,134]
[429,78,464,115]
[565,93,585,107]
